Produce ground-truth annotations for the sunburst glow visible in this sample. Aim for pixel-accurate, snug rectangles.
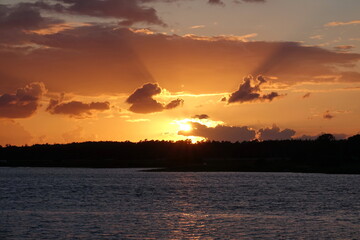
[178,122,192,132]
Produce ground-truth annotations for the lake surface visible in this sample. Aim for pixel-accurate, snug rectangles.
[0,168,359,239]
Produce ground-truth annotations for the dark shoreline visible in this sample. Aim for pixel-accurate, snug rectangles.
[1,136,359,174]
[142,167,360,174]
[1,165,359,175]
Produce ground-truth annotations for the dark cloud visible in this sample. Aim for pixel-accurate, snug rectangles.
[165,99,184,110]
[227,75,281,104]
[33,0,165,26]
[208,0,225,6]
[126,83,184,113]
[179,122,256,142]
[0,82,46,119]
[47,97,110,117]
[0,3,60,30]
[0,3,62,46]
[262,92,280,101]
[258,125,296,141]
[323,110,334,120]
[192,114,210,119]
[302,92,311,98]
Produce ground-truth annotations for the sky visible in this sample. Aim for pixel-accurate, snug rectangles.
[0,0,359,145]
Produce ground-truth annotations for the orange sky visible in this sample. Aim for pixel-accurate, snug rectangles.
[0,0,359,145]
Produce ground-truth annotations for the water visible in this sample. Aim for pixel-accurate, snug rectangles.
[0,168,359,239]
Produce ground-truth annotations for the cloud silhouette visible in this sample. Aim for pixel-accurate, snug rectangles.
[0,3,61,30]
[126,83,184,113]
[302,92,311,99]
[0,3,63,46]
[323,110,334,120]
[0,82,46,118]
[258,124,296,141]
[47,97,110,117]
[208,0,225,6]
[227,75,281,103]
[192,114,210,119]
[179,122,256,142]
[165,99,184,110]
[32,0,165,26]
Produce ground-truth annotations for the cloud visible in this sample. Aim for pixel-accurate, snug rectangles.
[241,0,266,2]
[302,92,311,98]
[0,82,46,118]
[323,110,334,120]
[208,0,225,6]
[0,3,60,30]
[190,25,205,29]
[126,118,150,122]
[46,96,110,117]
[309,35,323,40]
[34,0,165,26]
[179,122,256,142]
[227,75,282,103]
[126,83,184,113]
[325,20,360,27]
[334,45,355,51]
[258,124,296,141]
[184,33,258,41]
[0,3,62,45]
[192,114,210,119]
[1,25,359,95]
[165,99,184,110]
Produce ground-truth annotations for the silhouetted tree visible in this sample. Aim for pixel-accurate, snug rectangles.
[348,134,360,143]
[316,133,335,141]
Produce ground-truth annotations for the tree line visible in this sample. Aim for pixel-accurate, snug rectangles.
[0,134,359,174]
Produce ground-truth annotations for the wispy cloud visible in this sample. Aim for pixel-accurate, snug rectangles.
[183,33,258,42]
[334,45,355,51]
[325,20,360,27]
[126,119,150,123]
[190,25,205,29]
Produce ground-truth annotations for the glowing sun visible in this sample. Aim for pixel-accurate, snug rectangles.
[178,122,192,132]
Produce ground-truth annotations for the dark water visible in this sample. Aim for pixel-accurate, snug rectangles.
[0,168,359,239]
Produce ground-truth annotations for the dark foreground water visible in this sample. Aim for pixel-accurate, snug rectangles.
[0,168,359,239]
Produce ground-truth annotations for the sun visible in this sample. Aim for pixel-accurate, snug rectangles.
[178,122,192,132]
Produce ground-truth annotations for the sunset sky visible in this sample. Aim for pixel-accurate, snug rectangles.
[0,0,359,145]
